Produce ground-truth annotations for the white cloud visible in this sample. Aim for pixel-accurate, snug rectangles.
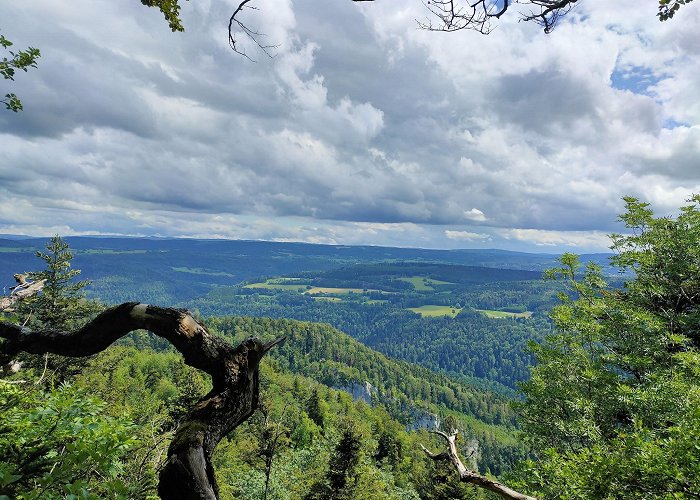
[0,0,699,252]
[501,229,611,249]
[463,208,486,222]
[445,230,491,241]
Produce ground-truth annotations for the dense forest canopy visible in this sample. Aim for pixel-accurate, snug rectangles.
[1,197,700,498]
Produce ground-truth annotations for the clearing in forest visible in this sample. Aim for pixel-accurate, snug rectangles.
[477,309,533,319]
[408,305,462,318]
[398,276,454,291]
[244,279,310,291]
[305,287,375,295]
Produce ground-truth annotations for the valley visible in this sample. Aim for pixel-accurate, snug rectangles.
[0,235,601,492]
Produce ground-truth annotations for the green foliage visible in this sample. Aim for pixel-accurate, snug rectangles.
[514,197,700,498]
[140,0,188,32]
[22,236,98,330]
[658,0,695,20]
[325,421,363,497]
[215,361,439,500]
[0,32,40,112]
[515,384,700,498]
[202,315,526,477]
[0,382,138,499]
[306,387,326,429]
[13,236,102,382]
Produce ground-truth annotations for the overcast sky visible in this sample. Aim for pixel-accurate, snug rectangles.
[1,0,699,252]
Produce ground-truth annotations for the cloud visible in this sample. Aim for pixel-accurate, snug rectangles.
[0,0,699,252]
[445,230,491,241]
[463,208,487,222]
[501,228,611,248]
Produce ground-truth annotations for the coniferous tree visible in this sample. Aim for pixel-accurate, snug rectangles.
[328,423,362,494]
[18,235,98,330]
[15,235,101,381]
[306,386,325,429]
[306,421,363,499]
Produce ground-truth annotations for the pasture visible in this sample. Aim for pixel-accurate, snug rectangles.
[477,309,533,319]
[408,305,462,318]
[398,276,455,291]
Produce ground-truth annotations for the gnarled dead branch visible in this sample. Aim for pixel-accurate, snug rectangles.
[421,430,537,500]
[0,302,284,500]
[0,274,45,312]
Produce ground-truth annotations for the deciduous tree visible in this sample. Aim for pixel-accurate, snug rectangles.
[512,196,700,498]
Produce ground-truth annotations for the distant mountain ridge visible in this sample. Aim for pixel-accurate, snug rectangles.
[0,236,613,302]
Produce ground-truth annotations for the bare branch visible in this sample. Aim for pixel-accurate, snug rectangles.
[0,302,285,499]
[421,430,537,500]
[419,0,578,34]
[520,0,579,33]
[228,0,277,61]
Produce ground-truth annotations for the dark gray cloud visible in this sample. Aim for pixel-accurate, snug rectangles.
[0,0,699,252]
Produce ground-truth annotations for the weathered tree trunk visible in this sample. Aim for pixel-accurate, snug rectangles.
[0,302,283,500]
[421,430,537,500]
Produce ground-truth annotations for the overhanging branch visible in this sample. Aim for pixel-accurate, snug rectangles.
[0,302,284,500]
[417,0,577,34]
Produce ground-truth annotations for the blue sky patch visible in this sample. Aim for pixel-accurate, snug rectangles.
[610,65,662,95]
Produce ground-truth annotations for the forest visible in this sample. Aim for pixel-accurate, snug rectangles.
[2,1,700,498]
[2,197,700,498]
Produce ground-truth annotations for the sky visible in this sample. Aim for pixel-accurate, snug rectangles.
[1,0,699,253]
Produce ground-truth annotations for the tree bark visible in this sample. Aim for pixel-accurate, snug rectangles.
[0,278,45,311]
[421,430,537,500]
[0,302,283,500]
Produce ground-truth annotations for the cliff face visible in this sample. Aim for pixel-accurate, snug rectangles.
[405,407,440,431]
[333,380,375,404]
[334,379,442,432]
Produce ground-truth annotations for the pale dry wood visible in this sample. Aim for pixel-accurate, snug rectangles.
[0,277,46,311]
[421,430,537,500]
[0,302,283,500]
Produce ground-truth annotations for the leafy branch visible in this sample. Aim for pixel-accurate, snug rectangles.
[1,33,40,112]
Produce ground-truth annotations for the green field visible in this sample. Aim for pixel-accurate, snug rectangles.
[477,309,533,319]
[0,247,35,253]
[305,287,367,295]
[408,305,462,318]
[245,279,310,291]
[245,280,386,296]
[398,276,455,291]
[313,296,342,302]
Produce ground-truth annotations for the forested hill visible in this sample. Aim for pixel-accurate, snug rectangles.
[125,315,525,476]
[0,236,612,304]
[206,316,515,427]
[186,291,552,392]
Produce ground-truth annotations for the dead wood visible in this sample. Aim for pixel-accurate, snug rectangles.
[0,302,283,499]
[421,430,537,500]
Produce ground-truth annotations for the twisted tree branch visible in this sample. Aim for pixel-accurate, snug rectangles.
[0,302,284,500]
[421,430,537,500]
[0,275,45,312]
